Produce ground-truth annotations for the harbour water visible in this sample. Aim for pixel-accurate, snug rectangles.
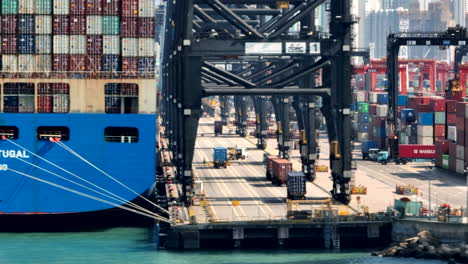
[0,227,449,264]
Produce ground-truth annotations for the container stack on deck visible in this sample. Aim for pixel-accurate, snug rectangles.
[0,0,156,75]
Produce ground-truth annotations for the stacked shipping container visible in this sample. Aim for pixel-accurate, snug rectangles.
[0,0,156,75]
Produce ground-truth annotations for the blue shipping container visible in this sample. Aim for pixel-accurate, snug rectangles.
[138,57,155,73]
[377,93,388,105]
[398,95,408,106]
[361,140,377,152]
[375,127,386,138]
[401,108,416,122]
[18,15,35,34]
[18,35,35,54]
[418,112,434,126]
[102,55,121,72]
[213,147,227,162]
[359,124,369,133]
[350,103,357,112]
[358,113,369,124]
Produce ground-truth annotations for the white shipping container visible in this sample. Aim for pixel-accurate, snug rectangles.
[417,136,433,145]
[442,158,449,167]
[87,16,103,35]
[103,35,120,55]
[400,135,408,144]
[36,35,51,53]
[368,92,381,104]
[19,0,34,14]
[53,0,69,15]
[53,35,69,54]
[35,55,52,72]
[138,38,154,56]
[448,126,457,142]
[456,159,465,174]
[35,15,52,34]
[69,35,86,54]
[18,55,35,72]
[2,55,18,72]
[376,105,388,117]
[456,145,465,160]
[357,132,368,142]
[122,38,138,57]
[355,91,365,102]
[417,125,433,137]
[139,0,155,17]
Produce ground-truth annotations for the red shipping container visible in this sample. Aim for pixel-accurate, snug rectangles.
[416,104,432,113]
[456,116,465,130]
[446,100,457,113]
[435,140,449,154]
[138,17,154,37]
[70,15,86,34]
[53,55,70,72]
[122,57,138,72]
[434,124,445,137]
[37,96,53,113]
[69,55,87,72]
[372,117,385,127]
[122,0,138,17]
[87,0,103,14]
[271,159,292,185]
[266,155,280,177]
[449,142,457,172]
[368,104,377,116]
[2,35,17,54]
[2,15,17,34]
[457,129,465,145]
[456,102,468,117]
[121,17,138,37]
[103,0,119,15]
[435,136,445,142]
[465,120,468,147]
[399,144,435,159]
[449,91,463,101]
[87,55,102,72]
[70,0,86,15]
[447,113,457,125]
[53,16,70,34]
[431,99,446,112]
[86,35,103,55]
[435,153,442,168]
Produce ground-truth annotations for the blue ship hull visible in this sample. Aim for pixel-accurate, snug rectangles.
[0,113,156,215]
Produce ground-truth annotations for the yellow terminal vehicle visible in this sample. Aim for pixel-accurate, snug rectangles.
[227,148,248,160]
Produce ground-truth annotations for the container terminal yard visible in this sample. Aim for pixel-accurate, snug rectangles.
[0,0,467,256]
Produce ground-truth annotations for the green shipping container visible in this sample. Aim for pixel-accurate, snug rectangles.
[394,200,422,216]
[400,132,407,144]
[442,154,449,169]
[434,112,446,125]
[102,16,120,35]
[2,0,18,14]
[36,0,52,14]
[358,103,369,113]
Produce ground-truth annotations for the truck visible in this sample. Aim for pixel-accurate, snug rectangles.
[227,148,248,160]
[361,140,378,160]
[214,121,223,136]
[287,172,306,200]
[213,147,228,168]
[265,155,280,180]
[271,159,292,186]
[377,144,435,165]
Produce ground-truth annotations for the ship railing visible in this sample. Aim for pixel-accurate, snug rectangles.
[0,71,157,80]
[104,135,139,143]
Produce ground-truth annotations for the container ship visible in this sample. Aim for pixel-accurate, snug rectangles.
[0,0,158,229]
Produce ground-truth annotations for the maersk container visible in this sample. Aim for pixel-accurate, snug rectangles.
[122,0,138,17]
[121,17,138,37]
[138,38,154,57]
[103,0,119,15]
[18,15,35,34]
[138,57,155,73]
[287,172,306,200]
[18,54,34,72]
[69,35,86,54]
[399,144,435,159]
[2,15,18,34]
[53,35,69,54]
[398,95,408,106]
[102,16,120,35]
[2,35,17,54]
[102,55,120,71]
[87,0,102,15]
[70,0,86,15]
[18,34,35,54]
[35,15,52,34]
[70,15,86,34]
[86,35,103,54]
[418,112,434,126]
[18,0,34,13]
[2,0,19,14]
[52,54,69,71]
[35,35,51,53]
[138,0,154,17]
[122,38,138,57]
[2,55,18,72]
[35,54,52,72]
[53,15,70,34]
[103,35,120,54]
[53,0,70,15]
[272,159,292,186]
[138,17,154,37]
[377,93,388,105]
[87,15,102,35]
[36,0,52,14]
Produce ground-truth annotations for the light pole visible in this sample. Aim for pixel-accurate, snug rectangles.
[428,166,433,217]
[465,168,468,220]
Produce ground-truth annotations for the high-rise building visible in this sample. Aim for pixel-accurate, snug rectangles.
[382,0,411,9]
[453,0,466,27]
